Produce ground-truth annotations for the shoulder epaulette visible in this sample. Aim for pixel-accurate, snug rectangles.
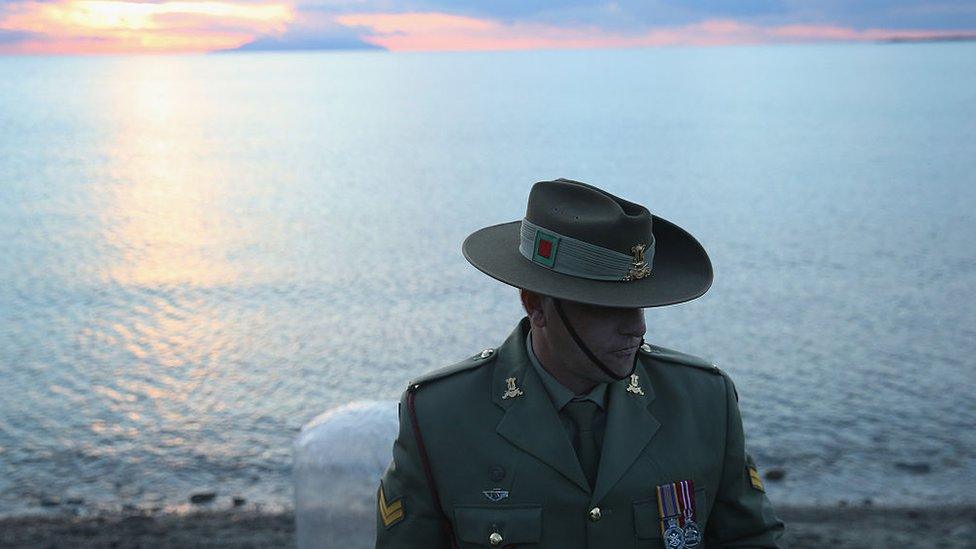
[640,343,722,375]
[407,348,498,391]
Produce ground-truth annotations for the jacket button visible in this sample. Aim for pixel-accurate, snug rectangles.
[589,507,602,521]
[488,465,506,482]
[488,531,503,545]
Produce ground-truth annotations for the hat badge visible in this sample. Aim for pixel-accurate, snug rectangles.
[623,243,652,281]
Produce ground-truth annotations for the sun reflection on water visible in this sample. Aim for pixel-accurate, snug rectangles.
[98,58,245,289]
[78,57,264,432]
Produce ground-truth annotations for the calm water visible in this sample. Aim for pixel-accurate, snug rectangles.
[1,42,974,517]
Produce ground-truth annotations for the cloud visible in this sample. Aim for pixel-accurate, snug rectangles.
[334,10,976,51]
[305,0,976,30]
[759,0,976,30]
[0,0,294,53]
[0,28,39,44]
[2,0,976,54]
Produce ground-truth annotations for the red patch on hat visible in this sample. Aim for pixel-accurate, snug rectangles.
[538,239,552,258]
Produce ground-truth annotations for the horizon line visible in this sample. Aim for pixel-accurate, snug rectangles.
[1,33,974,57]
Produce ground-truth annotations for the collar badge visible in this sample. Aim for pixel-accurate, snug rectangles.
[626,373,645,395]
[502,376,524,399]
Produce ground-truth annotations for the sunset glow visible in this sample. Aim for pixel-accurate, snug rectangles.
[1,0,974,54]
[0,0,293,54]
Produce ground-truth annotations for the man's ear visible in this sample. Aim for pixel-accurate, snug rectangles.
[520,289,547,327]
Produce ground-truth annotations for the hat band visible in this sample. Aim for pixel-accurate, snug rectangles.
[518,218,655,282]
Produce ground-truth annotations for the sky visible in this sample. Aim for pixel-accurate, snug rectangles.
[1,0,975,54]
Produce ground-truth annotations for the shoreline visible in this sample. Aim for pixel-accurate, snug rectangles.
[1,504,974,548]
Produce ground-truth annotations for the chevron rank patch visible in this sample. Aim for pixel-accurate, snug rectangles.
[747,466,765,492]
[378,482,405,528]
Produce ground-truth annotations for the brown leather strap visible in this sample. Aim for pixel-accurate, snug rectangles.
[406,388,458,549]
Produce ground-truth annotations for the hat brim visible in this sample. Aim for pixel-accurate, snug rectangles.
[462,215,713,308]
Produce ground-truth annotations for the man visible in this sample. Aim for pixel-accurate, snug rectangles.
[376,178,786,548]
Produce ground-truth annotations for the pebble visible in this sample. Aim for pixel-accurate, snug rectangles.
[190,492,217,504]
[39,496,60,507]
[895,462,931,474]
[764,468,786,481]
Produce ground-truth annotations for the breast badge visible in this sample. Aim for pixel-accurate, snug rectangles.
[655,479,700,548]
[482,488,510,502]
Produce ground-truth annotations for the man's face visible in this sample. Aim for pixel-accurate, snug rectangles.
[541,296,646,383]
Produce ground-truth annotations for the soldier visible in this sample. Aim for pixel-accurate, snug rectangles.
[376,178,786,548]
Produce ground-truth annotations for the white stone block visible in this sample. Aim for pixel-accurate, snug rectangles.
[294,400,398,549]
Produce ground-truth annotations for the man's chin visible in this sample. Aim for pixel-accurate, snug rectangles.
[599,356,636,380]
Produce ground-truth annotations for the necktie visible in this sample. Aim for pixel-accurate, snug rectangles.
[564,399,600,490]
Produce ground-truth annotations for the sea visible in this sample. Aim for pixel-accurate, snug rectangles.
[1,41,974,518]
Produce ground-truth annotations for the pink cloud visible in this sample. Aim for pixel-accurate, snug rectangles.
[3,2,975,55]
[335,11,976,52]
[0,0,293,54]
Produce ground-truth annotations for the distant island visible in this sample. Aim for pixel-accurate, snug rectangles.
[881,34,976,44]
[211,36,385,54]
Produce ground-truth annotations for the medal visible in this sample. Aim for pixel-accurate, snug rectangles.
[656,479,700,549]
[663,518,685,548]
[663,515,685,549]
[682,521,701,548]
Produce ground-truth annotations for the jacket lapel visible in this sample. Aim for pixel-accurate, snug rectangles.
[590,360,661,505]
[492,318,591,493]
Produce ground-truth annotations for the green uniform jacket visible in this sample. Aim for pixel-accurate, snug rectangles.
[376,317,786,548]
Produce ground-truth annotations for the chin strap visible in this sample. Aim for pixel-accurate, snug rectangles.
[551,298,640,382]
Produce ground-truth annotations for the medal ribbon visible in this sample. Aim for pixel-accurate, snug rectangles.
[679,479,696,525]
[656,483,679,537]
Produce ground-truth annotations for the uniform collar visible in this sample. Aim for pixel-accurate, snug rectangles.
[493,316,661,503]
[525,328,607,411]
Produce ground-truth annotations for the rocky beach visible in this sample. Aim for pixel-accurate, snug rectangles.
[2,504,974,548]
